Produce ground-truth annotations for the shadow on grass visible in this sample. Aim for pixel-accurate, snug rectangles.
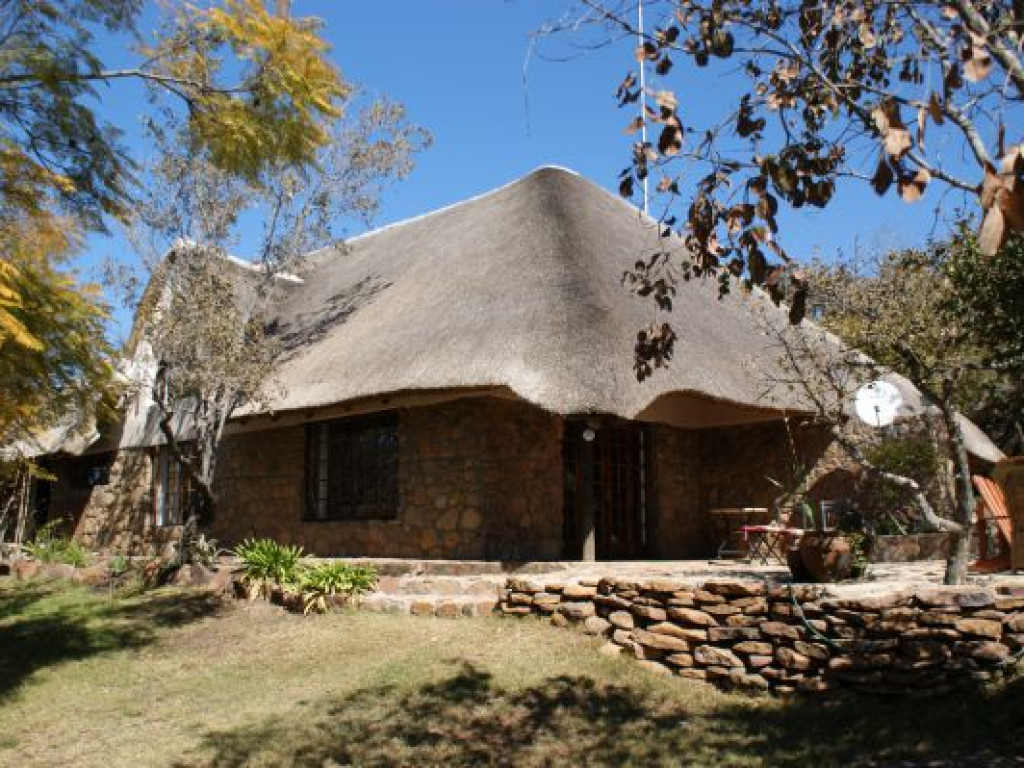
[0,579,224,702]
[182,662,1024,768]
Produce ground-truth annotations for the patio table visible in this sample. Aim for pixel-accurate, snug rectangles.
[740,525,805,565]
[709,508,771,559]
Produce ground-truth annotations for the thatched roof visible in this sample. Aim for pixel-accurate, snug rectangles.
[267,166,802,424]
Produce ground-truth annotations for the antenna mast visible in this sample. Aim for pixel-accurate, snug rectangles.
[638,0,649,215]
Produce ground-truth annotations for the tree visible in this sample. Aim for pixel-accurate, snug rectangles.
[548,1,1024,376]
[1,0,347,233]
[0,1,353,523]
[0,217,113,450]
[125,103,428,556]
[762,231,1024,583]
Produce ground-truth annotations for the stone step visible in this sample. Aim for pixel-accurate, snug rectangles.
[357,592,498,618]
[375,574,506,597]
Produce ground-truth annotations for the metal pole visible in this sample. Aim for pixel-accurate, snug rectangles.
[638,0,649,216]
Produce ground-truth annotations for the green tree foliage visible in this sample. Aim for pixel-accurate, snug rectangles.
[0,0,351,455]
[0,219,113,448]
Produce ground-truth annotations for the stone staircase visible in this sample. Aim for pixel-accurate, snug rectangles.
[352,558,571,618]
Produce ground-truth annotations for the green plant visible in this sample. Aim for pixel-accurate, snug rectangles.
[191,533,224,568]
[108,553,130,577]
[299,562,377,615]
[24,521,90,567]
[233,538,305,598]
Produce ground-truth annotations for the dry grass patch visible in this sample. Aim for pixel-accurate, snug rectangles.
[0,578,1022,767]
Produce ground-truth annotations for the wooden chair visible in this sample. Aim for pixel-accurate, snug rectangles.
[970,475,1012,573]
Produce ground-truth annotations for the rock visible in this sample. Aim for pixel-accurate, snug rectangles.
[793,641,830,662]
[759,621,801,641]
[499,603,531,615]
[579,578,599,588]
[76,564,110,586]
[708,626,760,643]
[532,593,561,608]
[915,589,995,610]
[551,612,569,628]
[705,580,766,597]
[647,622,708,642]
[747,654,774,668]
[207,567,237,595]
[640,579,684,593]
[633,643,668,661]
[694,645,744,668]
[632,605,667,622]
[608,610,635,630]
[734,641,773,656]
[847,638,899,652]
[599,641,623,657]
[560,601,595,621]
[611,628,633,646]
[544,583,566,594]
[583,616,612,636]
[901,640,951,661]
[728,670,770,690]
[704,603,742,617]
[833,592,911,612]
[664,652,694,667]
[693,589,727,605]
[725,614,762,628]
[507,578,542,593]
[775,647,814,671]
[797,677,831,694]
[667,607,717,627]
[667,595,695,607]
[919,611,960,626]
[954,618,1003,640]
[677,668,708,681]
[1005,633,1024,649]
[562,583,597,599]
[955,641,1010,662]
[1005,613,1024,633]
[435,602,461,619]
[411,601,437,617]
[995,598,1024,612]
[631,629,690,653]
[508,592,534,605]
[637,660,673,677]
[594,594,632,611]
[971,610,1006,621]
[737,597,768,615]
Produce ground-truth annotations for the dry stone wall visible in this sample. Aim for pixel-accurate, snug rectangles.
[500,578,1024,695]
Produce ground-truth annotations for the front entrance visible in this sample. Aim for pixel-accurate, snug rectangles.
[563,419,648,560]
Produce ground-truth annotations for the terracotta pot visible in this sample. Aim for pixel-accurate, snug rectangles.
[793,531,854,583]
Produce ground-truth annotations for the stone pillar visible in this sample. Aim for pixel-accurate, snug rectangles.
[580,437,596,561]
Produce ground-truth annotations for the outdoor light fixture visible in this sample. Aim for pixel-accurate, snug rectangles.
[582,428,596,442]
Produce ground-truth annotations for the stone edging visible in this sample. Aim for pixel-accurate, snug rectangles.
[499,577,1024,695]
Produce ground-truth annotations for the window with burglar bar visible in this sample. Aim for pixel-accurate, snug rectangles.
[306,414,399,521]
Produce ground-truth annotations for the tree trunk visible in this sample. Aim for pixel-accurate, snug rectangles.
[938,395,975,585]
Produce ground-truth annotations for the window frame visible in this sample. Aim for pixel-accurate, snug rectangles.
[305,413,400,522]
[154,445,187,527]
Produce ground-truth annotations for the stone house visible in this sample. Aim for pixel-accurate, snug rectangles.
[33,167,1005,560]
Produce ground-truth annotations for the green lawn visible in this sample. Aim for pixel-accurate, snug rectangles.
[0,577,1022,767]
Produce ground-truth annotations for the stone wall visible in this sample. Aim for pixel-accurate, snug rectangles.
[208,396,564,560]
[49,449,179,555]
[500,577,1024,695]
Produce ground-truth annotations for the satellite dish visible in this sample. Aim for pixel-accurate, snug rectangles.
[854,380,902,427]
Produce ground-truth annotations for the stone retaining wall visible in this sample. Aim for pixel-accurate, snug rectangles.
[500,577,1024,695]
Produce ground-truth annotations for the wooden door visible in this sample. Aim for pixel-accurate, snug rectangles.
[563,420,646,560]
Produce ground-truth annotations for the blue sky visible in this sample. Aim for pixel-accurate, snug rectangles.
[82,0,966,340]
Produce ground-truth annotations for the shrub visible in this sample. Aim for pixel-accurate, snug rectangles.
[108,553,130,577]
[25,521,90,567]
[299,562,377,615]
[233,538,305,598]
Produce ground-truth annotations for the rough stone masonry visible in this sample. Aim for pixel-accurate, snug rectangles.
[500,577,1024,695]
